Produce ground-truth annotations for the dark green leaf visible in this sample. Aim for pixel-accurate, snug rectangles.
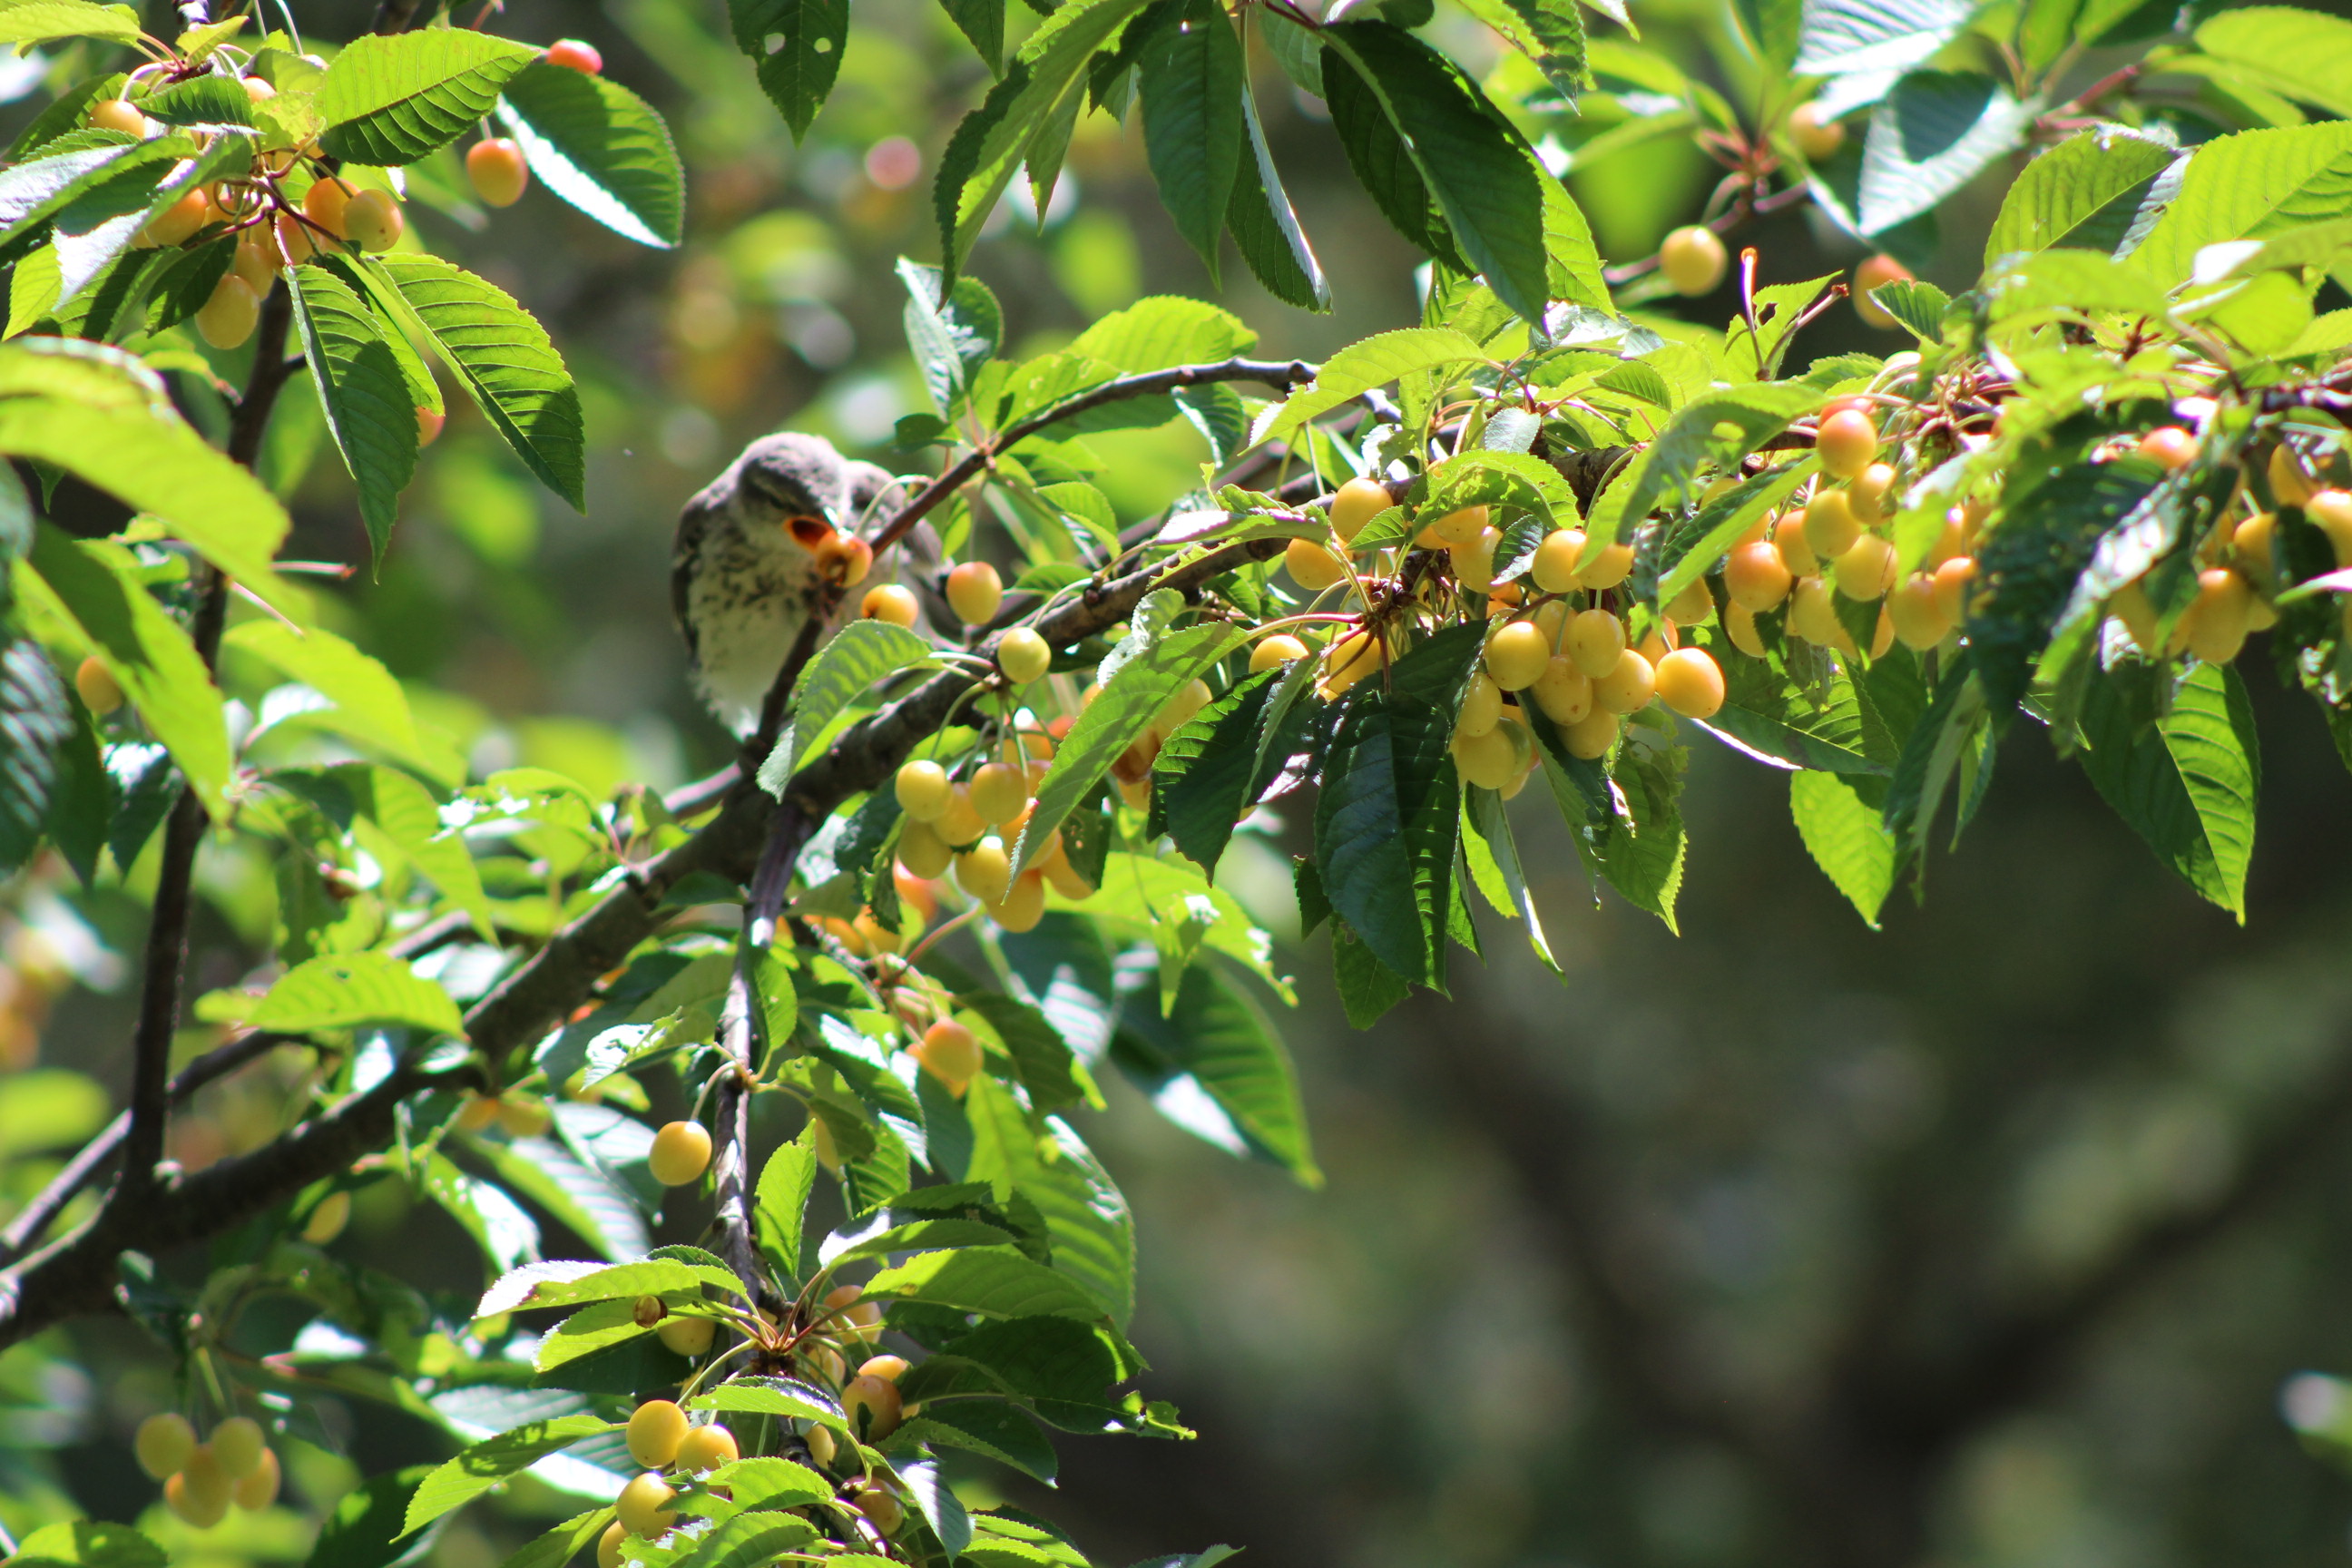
[495,62,685,248]
[1857,72,2034,237]
[965,1076,1135,1322]
[1115,960,1318,1182]
[1224,85,1329,310]
[1984,126,2176,263]
[2076,662,2259,919]
[0,639,69,876]
[1329,915,1411,1028]
[307,1467,438,1568]
[727,0,849,141]
[1138,0,1245,278]
[863,1245,1112,1321]
[941,0,1007,68]
[1313,690,1458,987]
[1154,668,1277,874]
[289,258,418,565]
[1967,457,2161,712]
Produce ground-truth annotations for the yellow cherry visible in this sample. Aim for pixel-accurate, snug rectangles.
[946,562,1004,625]
[1652,648,1724,718]
[646,1121,712,1187]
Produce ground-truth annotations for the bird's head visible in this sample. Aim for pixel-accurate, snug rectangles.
[722,432,887,585]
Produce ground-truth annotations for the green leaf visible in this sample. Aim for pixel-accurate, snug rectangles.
[140,74,254,128]
[318,30,538,164]
[533,1295,659,1371]
[759,619,938,793]
[289,258,418,564]
[1789,769,1896,926]
[0,341,295,610]
[1456,0,1591,91]
[688,1375,848,1432]
[1319,39,1457,271]
[1067,292,1253,370]
[965,1076,1137,1322]
[2193,7,2352,121]
[1313,690,1458,988]
[1425,448,1573,525]
[224,620,460,785]
[1225,85,1329,310]
[1969,457,2160,712]
[1138,0,1244,279]
[755,1131,818,1283]
[1013,622,1245,875]
[248,952,465,1036]
[726,0,848,139]
[1857,72,2035,237]
[941,0,1006,70]
[1730,0,1800,70]
[306,1466,438,1568]
[1322,22,1550,322]
[1865,279,1953,342]
[1114,960,1318,1183]
[1595,737,1685,931]
[704,1458,831,1510]
[368,253,585,510]
[666,1513,820,1568]
[475,1255,746,1316]
[0,3,142,45]
[1654,459,1814,607]
[0,638,68,877]
[11,1523,166,1568]
[1982,246,2174,327]
[898,258,1004,416]
[2077,662,2259,920]
[1586,383,1821,554]
[890,1406,1059,1483]
[495,62,685,248]
[2127,122,2352,286]
[485,1511,615,1568]
[934,0,1156,278]
[20,526,229,815]
[957,990,1100,1114]
[472,1136,649,1264]
[1793,0,1975,74]
[1250,327,1489,447]
[1329,915,1411,1027]
[1984,126,2177,263]
[1154,667,1277,875]
[1464,784,1560,971]
[862,1245,1113,1321]
[401,1416,620,1537]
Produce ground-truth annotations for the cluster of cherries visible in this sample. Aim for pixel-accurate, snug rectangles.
[134,1412,281,1527]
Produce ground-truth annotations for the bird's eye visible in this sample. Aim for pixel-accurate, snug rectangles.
[784,515,835,547]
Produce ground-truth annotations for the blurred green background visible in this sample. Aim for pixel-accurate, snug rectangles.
[13,0,2352,1563]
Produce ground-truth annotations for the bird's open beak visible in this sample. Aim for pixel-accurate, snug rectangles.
[780,514,836,548]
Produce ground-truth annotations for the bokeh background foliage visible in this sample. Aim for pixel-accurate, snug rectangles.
[10,0,2352,1565]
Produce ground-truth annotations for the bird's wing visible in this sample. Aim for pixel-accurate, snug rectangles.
[671,498,714,662]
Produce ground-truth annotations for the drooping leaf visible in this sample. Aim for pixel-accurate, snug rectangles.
[1114,960,1318,1183]
[2076,662,2260,920]
[1793,0,1975,75]
[1153,668,1278,875]
[495,61,685,248]
[899,258,1004,416]
[1137,0,1245,279]
[1312,690,1458,988]
[318,29,539,164]
[305,1466,439,1568]
[861,1245,1112,1322]
[756,1130,818,1283]
[1788,769,1897,926]
[1224,85,1329,310]
[759,619,939,793]
[965,1076,1137,1322]
[288,258,418,564]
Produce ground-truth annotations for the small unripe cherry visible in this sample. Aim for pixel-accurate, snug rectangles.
[676,1423,740,1473]
[1574,539,1635,590]
[626,1399,690,1468]
[995,626,1051,684]
[914,1019,983,1093]
[861,583,920,627]
[1285,537,1349,591]
[1250,634,1308,671]
[1593,649,1655,713]
[955,837,1012,904]
[646,1121,712,1187]
[90,98,146,135]
[1788,101,1845,160]
[1853,255,1914,328]
[301,1190,351,1244]
[843,1374,905,1441]
[1532,655,1592,724]
[946,561,1004,624]
[1484,621,1552,691]
[1816,409,1878,478]
[895,759,952,820]
[1833,534,1898,601]
[74,656,123,716]
[816,534,873,586]
[1931,556,1976,623]
[1564,707,1619,760]
[135,1412,196,1479]
[343,190,399,255]
[196,274,260,349]
[1531,527,1587,593]
[546,38,603,73]
[1566,609,1625,678]
[466,137,530,207]
[657,1314,716,1357]
[1653,647,1724,718]
[1724,540,1793,611]
[967,762,1028,825]
[1330,476,1391,540]
[1887,574,1950,651]
[2139,426,2198,470]
[615,1473,676,1538]
[1659,225,1728,296]
[1847,463,1897,524]
[598,1522,627,1568]
[230,1446,280,1511]
[1455,671,1504,738]
[303,176,355,239]
[1452,726,1518,790]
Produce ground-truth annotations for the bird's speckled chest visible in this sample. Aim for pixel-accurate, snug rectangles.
[675,509,824,736]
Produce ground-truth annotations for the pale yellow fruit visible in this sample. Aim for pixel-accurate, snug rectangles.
[1653,648,1724,718]
[806,1425,838,1466]
[1319,627,1384,697]
[230,1447,281,1511]
[1157,677,1213,736]
[1285,538,1350,591]
[843,1374,905,1441]
[1564,708,1620,760]
[1532,655,1592,724]
[211,1416,266,1478]
[496,1097,550,1137]
[934,783,985,847]
[301,1190,351,1244]
[946,561,1004,624]
[1772,509,1818,576]
[1452,726,1519,790]
[1886,574,1950,651]
[196,274,260,349]
[2186,567,2252,663]
[1455,671,1504,738]
[857,1487,905,1535]
[616,1474,677,1538]
[897,818,954,878]
[647,1122,712,1187]
[896,760,952,820]
[1330,476,1392,541]
[342,188,404,252]
[1574,539,1635,590]
[825,1283,886,1342]
[1833,534,1898,602]
[135,1412,196,1479]
[1665,577,1715,626]
[2234,512,2278,587]
[1852,256,1913,330]
[861,583,920,628]
[1566,609,1625,678]
[1593,650,1655,714]
[74,656,122,716]
[1250,634,1309,671]
[1931,556,1976,624]
[1531,528,1587,593]
[1803,488,1860,559]
[956,837,1013,904]
[1485,621,1552,691]
[1788,101,1845,160]
[2269,443,2316,505]
[2307,489,2352,565]
[1847,463,1896,524]
[1425,504,1488,547]
[627,1400,689,1468]
[1816,408,1879,477]
[1788,576,1842,644]
[1725,601,1767,658]
[985,869,1048,933]
[1659,225,1728,295]
[657,1315,716,1357]
[996,627,1051,684]
[2111,580,2161,652]
[1451,526,1503,593]
[967,762,1027,826]
[598,1522,627,1568]
[676,1423,740,1472]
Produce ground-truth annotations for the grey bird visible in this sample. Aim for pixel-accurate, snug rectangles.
[671,432,929,737]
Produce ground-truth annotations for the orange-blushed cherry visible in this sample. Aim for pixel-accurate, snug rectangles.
[1853,256,1913,329]
[1653,647,1725,718]
[1816,408,1879,478]
[2138,426,2198,470]
[466,138,529,207]
[946,561,1004,624]
[861,583,919,627]
[545,38,603,73]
